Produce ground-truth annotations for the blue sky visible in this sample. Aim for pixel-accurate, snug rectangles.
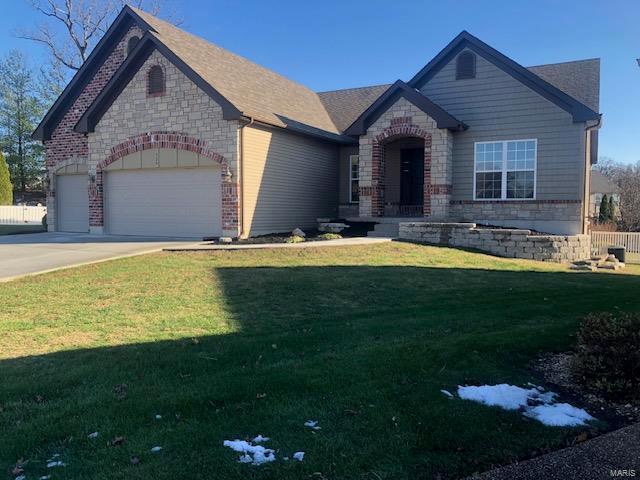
[1,0,638,163]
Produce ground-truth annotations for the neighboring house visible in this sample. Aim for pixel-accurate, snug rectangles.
[590,170,620,220]
[34,6,601,238]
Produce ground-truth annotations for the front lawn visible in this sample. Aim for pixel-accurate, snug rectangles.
[1,243,639,479]
[0,224,45,235]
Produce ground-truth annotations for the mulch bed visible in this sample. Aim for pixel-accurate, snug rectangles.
[532,352,640,430]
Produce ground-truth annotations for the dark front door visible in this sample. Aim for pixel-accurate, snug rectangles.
[400,148,424,206]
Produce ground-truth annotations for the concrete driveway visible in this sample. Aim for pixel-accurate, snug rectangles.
[0,232,197,282]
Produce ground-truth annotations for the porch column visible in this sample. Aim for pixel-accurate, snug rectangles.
[427,129,453,219]
[358,136,384,218]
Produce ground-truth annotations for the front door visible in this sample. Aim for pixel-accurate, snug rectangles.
[400,148,424,207]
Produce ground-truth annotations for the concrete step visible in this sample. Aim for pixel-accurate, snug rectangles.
[367,223,400,238]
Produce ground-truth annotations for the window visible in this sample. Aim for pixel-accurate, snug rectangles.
[349,155,359,203]
[127,36,140,56]
[474,140,536,200]
[456,51,476,79]
[147,65,165,96]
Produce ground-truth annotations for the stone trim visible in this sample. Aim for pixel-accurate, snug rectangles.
[371,122,433,217]
[90,131,238,235]
[427,184,452,195]
[399,222,591,263]
[451,199,581,205]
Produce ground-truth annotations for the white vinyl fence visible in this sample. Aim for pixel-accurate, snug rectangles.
[0,205,47,225]
[591,231,640,263]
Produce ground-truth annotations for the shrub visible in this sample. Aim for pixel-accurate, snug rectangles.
[0,150,12,205]
[317,233,342,240]
[285,235,305,244]
[572,312,640,400]
[598,194,610,223]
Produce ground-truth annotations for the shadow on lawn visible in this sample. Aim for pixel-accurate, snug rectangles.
[1,264,640,479]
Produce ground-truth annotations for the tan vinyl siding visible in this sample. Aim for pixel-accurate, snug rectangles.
[419,50,586,201]
[339,145,358,204]
[243,124,339,236]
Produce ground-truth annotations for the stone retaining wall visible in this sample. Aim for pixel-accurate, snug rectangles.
[399,222,590,263]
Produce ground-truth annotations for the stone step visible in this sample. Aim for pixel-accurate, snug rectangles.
[367,222,400,238]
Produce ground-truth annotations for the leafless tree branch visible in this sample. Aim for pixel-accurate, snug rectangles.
[18,0,181,72]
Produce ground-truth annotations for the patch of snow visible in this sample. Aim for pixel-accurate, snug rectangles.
[441,389,453,398]
[525,403,594,427]
[46,461,66,468]
[457,384,554,410]
[252,435,270,443]
[87,431,99,439]
[223,439,276,465]
[456,384,594,427]
[293,451,305,461]
[150,446,162,453]
[304,420,321,430]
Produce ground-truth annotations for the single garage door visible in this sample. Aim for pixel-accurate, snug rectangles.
[56,174,89,232]
[105,167,221,238]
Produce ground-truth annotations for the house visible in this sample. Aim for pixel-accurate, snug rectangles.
[34,6,601,239]
[590,170,620,220]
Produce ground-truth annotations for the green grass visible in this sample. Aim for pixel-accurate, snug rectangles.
[0,224,45,235]
[1,242,639,479]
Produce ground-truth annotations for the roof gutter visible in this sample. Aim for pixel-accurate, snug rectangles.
[582,114,603,234]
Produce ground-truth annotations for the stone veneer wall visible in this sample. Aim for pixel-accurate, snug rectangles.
[45,25,143,231]
[449,200,583,235]
[358,96,453,218]
[88,49,240,236]
[399,222,590,263]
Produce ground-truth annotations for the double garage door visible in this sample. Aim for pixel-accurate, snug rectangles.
[56,166,222,238]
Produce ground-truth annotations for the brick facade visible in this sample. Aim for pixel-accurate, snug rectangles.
[44,28,241,237]
[357,96,453,219]
[89,132,237,233]
[45,26,143,231]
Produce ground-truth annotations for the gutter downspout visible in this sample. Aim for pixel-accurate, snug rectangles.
[583,115,603,234]
[239,116,254,239]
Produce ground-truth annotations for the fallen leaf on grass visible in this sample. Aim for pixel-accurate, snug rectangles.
[109,436,125,446]
[114,384,128,400]
[130,456,140,465]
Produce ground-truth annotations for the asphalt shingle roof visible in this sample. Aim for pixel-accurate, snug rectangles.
[317,84,392,133]
[132,7,340,134]
[132,8,600,137]
[527,58,600,112]
[590,170,619,194]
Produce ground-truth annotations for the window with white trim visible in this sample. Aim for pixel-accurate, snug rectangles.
[349,155,359,203]
[474,140,536,200]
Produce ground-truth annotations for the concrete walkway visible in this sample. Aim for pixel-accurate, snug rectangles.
[470,423,640,479]
[0,232,196,282]
[163,236,392,251]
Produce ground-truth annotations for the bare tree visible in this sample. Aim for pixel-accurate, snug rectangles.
[17,0,179,72]
[596,158,640,231]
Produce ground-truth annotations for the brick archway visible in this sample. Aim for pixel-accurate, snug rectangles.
[370,121,433,217]
[90,131,238,236]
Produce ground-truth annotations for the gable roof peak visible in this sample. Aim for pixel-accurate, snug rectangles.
[408,31,600,123]
[344,80,466,136]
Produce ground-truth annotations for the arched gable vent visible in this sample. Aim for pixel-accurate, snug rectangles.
[127,36,140,56]
[147,65,165,96]
[456,51,476,79]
